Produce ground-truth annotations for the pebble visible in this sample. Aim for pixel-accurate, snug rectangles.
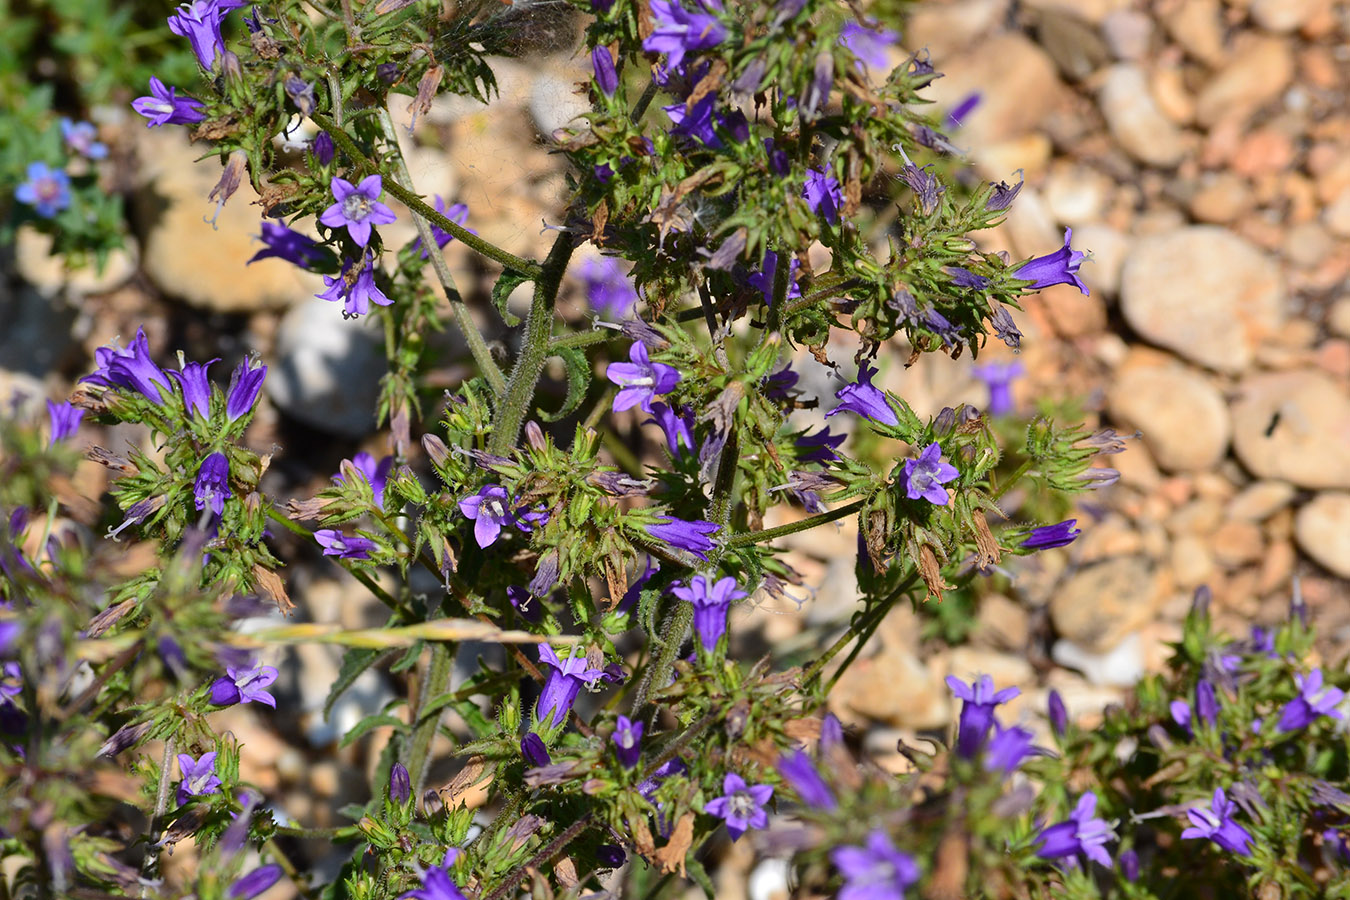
[1170,533,1216,588]
[1161,0,1226,65]
[904,0,1010,58]
[1231,370,1350,489]
[971,594,1031,650]
[830,647,950,730]
[925,34,1063,150]
[268,297,388,438]
[1226,481,1297,521]
[1096,65,1188,167]
[1250,0,1329,33]
[0,284,77,378]
[134,129,321,313]
[1328,298,1350,340]
[1044,164,1113,224]
[1119,226,1285,374]
[1210,520,1265,568]
[1195,36,1294,128]
[1072,224,1129,297]
[1323,187,1350,239]
[1100,10,1153,60]
[1052,633,1144,686]
[14,226,137,299]
[1049,556,1160,652]
[1294,493,1350,578]
[1188,172,1254,223]
[1106,364,1230,472]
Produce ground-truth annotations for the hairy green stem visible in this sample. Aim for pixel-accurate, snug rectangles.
[487,232,575,455]
[631,601,692,719]
[992,457,1035,502]
[406,642,453,798]
[726,498,865,547]
[139,736,175,892]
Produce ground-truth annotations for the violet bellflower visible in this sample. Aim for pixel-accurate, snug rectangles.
[311,131,336,164]
[535,644,606,727]
[398,854,468,900]
[15,162,71,218]
[902,443,959,505]
[1181,788,1254,856]
[209,663,279,707]
[777,749,836,810]
[671,575,747,652]
[81,327,170,402]
[747,250,803,306]
[60,119,107,159]
[314,529,377,560]
[46,400,83,446]
[169,358,217,420]
[318,175,397,247]
[580,256,640,318]
[946,92,982,128]
[1048,689,1069,736]
[947,266,990,290]
[946,675,1020,759]
[803,167,844,224]
[826,363,898,427]
[423,196,472,255]
[592,45,619,96]
[1277,668,1345,733]
[336,451,393,507]
[521,732,552,767]
[704,772,773,841]
[796,427,846,463]
[607,342,681,413]
[1021,519,1081,551]
[168,0,243,69]
[645,516,720,560]
[1036,792,1114,868]
[317,256,392,318]
[1013,227,1089,295]
[248,221,325,268]
[970,360,1024,417]
[831,829,920,900]
[194,452,230,518]
[839,19,900,71]
[458,484,525,549]
[176,751,223,805]
[646,402,696,457]
[229,864,283,900]
[612,715,643,768]
[664,93,721,147]
[643,0,727,70]
[985,723,1038,776]
[132,77,206,127]
[225,356,266,422]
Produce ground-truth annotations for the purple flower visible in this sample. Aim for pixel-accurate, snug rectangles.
[1119,848,1140,882]
[194,452,230,518]
[384,762,411,803]
[1195,679,1219,728]
[209,664,278,708]
[229,864,282,900]
[318,175,397,247]
[398,858,468,900]
[840,19,900,71]
[947,267,990,290]
[831,829,920,900]
[970,360,1023,417]
[97,328,170,402]
[803,167,843,224]
[536,644,605,727]
[607,342,681,413]
[826,363,898,426]
[746,251,802,306]
[317,256,393,318]
[580,257,639,318]
[0,661,21,703]
[248,221,325,268]
[1048,689,1068,736]
[1014,227,1089,295]
[646,402,696,457]
[336,452,393,507]
[613,715,643,768]
[796,428,846,464]
[176,751,222,805]
[458,484,519,549]
[592,45,619,96]
[799,52,833,120]
[60,119,107,159]
[671,575,747,652]
[946,675,1020,759]
[946,92,982,128]
[132,77,206,127]
[664,93,720,147]
[169,358,217,419]
[285,76,316,115]
[778,749,836,810]
[521,733,552,767]
[643,0,727,70]
[1036,792,1114,868]
[704,772,772,841]
[1181,788,1254,856]
[985,723,1038,775]
[168,0,242,69]
[16,162,71,218]
[46,400,83,446]
[1277,669,1345,733]
[986,178,1023,212]
[314,529,377,560]
[645,516,720,560]
[597,845,626,868]
[1022,520,1081,551]
[0,622,19,657]
[225,356,266,422]
[902,443,959,505]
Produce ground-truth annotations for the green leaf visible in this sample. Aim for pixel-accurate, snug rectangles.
[686,857,716,899]
[339,713,406,749]
[324,647,381,717]
[491,269,532,327]
[537,346,591,423]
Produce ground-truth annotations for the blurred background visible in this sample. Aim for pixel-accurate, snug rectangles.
[2,0,1349,896]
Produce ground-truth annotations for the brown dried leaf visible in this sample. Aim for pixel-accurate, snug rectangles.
[252,565,295,616]
[924,830,969,900]
[918,545,950,602]
[629,814,655,856]
[972,515,1001,569]
[653,813,694,876]
[441,756,490,806]
[784,717,822,742]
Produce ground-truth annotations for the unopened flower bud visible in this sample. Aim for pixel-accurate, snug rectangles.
[388,762,411,802]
